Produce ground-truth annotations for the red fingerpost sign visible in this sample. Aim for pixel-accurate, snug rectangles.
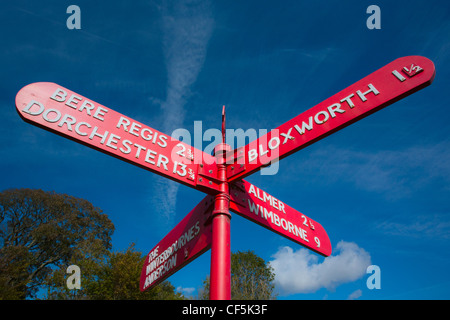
[140,195,214,291]
[229,180,332,257]
[227,56,436,181]
[15,82,219,194]
[15,55,436,300]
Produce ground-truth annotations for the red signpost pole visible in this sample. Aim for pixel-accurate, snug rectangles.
[209,107,231,300]
[15,57,435,301]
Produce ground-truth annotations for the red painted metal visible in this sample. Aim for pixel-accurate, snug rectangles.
[210,212,231,300]
[227,56,436,181]
[15,82,220,194]
[15,56,436,300]
[229,180,332,257]
[209,111,232,300]
[139,195,214,291]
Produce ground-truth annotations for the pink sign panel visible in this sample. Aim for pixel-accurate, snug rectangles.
[140,195,214,291]
[227,56,436,181]
[229,180,332,257]
[15,82,219,194]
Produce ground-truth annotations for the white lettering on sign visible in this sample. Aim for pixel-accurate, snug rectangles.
[403,64,423,77]
[393,63,423,81]
[247,198,309,243]
[50,88,108,121]
[116,116,168,148]
[243,182,327,248]
[22,87,194,181]
[248,184,286,213]
[142,221,201,290]
[392,70,406,82]
[247,83,380,163]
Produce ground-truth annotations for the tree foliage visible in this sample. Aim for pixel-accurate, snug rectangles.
[46,244,184,300]
[199,250,277,300]
[0,188,182,300]
[0,188,114,299]
[231,250,276,300]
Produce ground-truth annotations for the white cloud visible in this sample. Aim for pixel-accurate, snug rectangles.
[150,176,180,224]
[279,142,450,199]
[160,0,214,132]
[269,241,371,295]
[177,286,196,297]
[347,289,363,300]
[151,0,214,222]
[376,213,450,240]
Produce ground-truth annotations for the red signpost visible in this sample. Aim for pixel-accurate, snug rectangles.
[226,56,436,181]
[140,195,214,291]
[229,180,332,257]
[15,56,435,300]
[15,82,220,195]
[209,136,232,300]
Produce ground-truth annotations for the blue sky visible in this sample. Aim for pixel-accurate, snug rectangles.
[1,0,450,300]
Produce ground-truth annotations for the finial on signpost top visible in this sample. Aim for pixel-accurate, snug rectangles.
[209,104,231,300]
[221,105,226,144]
[214,105,230,164]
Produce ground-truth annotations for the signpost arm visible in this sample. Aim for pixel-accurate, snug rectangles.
[226,56,436,182]
[16,57,435,300]
[209,106,231,300]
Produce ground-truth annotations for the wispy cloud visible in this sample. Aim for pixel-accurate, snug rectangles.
[176,286,196,297]
[279,141,450,200]
[269,241,371,295]
[160,0,214,132]
[151,0,214,224]
[347,289,363,300]
[376,213,450,240]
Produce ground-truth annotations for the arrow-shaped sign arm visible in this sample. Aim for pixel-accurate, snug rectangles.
[229,180,332,257]
[140,195,215,292]
[15,82,223,194]
[140,177,332,293]
[227,56,435,181]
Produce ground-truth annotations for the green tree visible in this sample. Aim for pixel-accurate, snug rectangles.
[0,189,114,299]
[231,250,276,300]
[199,250,277,300]
[197,275,210,300]
[46,244,184,300]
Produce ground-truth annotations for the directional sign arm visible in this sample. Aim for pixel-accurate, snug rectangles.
[15,82,221,194]
[140,195,214,291]
[141,176,331,293]
[229,180,332,257]
[227,56,436,181]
